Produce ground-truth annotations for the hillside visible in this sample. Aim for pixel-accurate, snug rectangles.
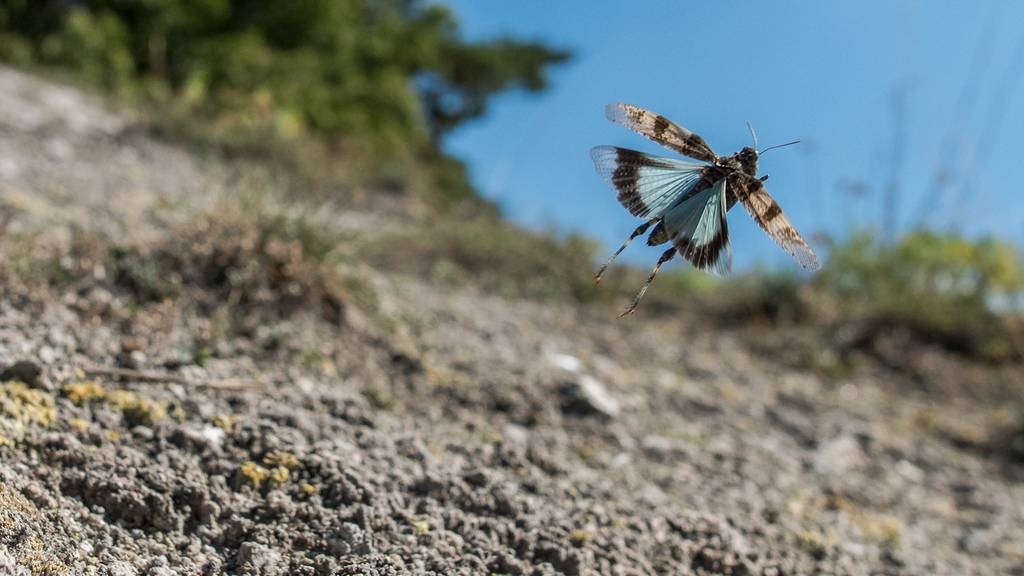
[1,66,1023,576]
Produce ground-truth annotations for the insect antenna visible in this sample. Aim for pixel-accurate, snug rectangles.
[618,247,676,317]
[595,220,654,283]
[746,122,759,149]
[758,140,801,155]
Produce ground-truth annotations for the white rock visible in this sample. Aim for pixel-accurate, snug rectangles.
[814,435,863,476]
[547,351,581,373]
[563,375,620,418]
[106,561,138,576]
[200,425,226,447]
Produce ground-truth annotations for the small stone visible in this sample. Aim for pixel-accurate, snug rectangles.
[547,352,581,373]
[0,360,43,387]
[559,375,620,418]
[640,435,676,456]
[237,542,282,573]
[201,425,226,447]
[814,435,863,476]
[107,561,138,576]
[328,523,370,556]
[45,137,72,161]
[0,550,30,576]
[502,423,529,445]
[37,346,58,365]
[610,452,632,468]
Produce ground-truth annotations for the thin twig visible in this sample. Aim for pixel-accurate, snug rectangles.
[82,365,264,392]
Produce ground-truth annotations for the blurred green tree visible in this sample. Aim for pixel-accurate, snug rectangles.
[0,0,568,155]
[816,230,1024,358]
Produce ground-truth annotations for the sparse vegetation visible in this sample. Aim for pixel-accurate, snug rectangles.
[8,194,375,328]
[363,218,603,303]
[3,0,1019,368]
[814,230,1024,360]
[5,197,1021,366]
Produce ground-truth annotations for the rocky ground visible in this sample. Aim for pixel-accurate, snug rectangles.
[1,65,1023,576]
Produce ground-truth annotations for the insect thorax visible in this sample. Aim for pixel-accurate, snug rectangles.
[734,147,759,177]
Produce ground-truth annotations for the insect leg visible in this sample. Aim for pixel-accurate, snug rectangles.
[595,220,654,283]
[618,247,677,318]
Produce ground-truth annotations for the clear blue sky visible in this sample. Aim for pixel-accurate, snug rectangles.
[439,1,1024,270]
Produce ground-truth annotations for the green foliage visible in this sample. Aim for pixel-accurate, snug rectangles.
[0,0,567,158]
[52,8,135,90]
[815,230,1024,359]
[420,37,569,137]
[819,231,1024,305]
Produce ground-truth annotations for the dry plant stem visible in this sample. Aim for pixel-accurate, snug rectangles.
[1006,316,1024,361]
[81,365,264,392]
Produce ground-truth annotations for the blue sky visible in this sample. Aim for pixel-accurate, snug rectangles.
[439,1,1024,271]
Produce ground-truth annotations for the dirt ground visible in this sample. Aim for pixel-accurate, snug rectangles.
[1,65,1022,576]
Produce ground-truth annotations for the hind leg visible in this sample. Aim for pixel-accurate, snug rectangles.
[595,220,654,283]
[618,247,677,318]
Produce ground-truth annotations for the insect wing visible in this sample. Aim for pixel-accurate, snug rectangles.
[605,103,717,162]
[590,146,705,220]
[661,178,732,275]
[730,172,820,270]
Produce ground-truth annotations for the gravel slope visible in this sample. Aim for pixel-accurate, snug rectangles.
[1,65,1022,576]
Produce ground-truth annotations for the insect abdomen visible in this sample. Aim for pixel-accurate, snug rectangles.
[647,222,669,246]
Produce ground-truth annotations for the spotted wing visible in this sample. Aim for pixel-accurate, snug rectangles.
[605,103,717,162]
[729,172,820,270]
[590,146,706,220]
[659,178,731,275]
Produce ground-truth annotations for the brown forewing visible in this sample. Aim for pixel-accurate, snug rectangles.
[606,103,718,162]
[728,172,821,270]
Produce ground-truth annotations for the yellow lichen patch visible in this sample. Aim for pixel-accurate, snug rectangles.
[0,381,56,444]
[360,385,394,410]
[319,359,337,376]
[68,418,91,433]
[1,382,55,426]
[263,450,301,470]
[855,514,903,546]
[569,529,593,545]
[797,530,831,556]
[62,381,106,405]
[826,493,903,546]
[106,390,166,427]
[268,466,290,487]
[238,461,271,487]
[425,363,472,389]
[575,443,598,463]
[411,518,430,535]
[169,404,186,421]
[301,483,317,495]
[0,482,37,517]
[479,428,503,445]
[212,414,238,432]
[0,482,70,575]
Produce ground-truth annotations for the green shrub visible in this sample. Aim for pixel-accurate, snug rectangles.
[51,8,135,91]
[815,231,1024,360]
[0,0,567,204]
